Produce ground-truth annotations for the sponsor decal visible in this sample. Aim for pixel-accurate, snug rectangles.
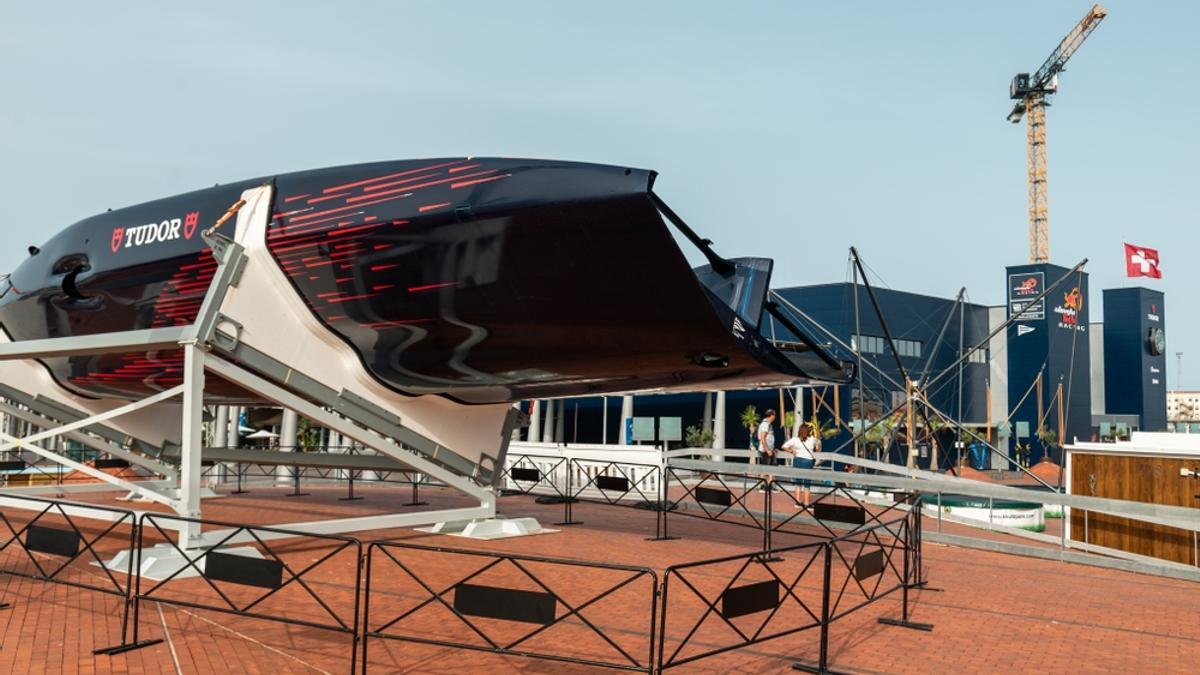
[731,317,745,340]
[109,211,200,252]
[1054,286,1086,332]
[183,211,200,240]
[1008,272,1045,320]
[1017,324,1036,336]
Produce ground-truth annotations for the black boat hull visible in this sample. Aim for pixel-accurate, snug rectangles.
[0,158,850,403]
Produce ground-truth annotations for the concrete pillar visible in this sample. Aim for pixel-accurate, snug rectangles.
[702,393,714,437]
[794,386,804,436]
[528,400,542,443]
[227,406,242,449]
[278,408,298,484]
[554,400,565,443]
[602,396,609,444]
[620,395,634,445]
[713,391,727,454]
[213,407,228,448]
[542,400,555,444]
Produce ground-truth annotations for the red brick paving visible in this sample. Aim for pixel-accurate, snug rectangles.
[0,483,1197,673]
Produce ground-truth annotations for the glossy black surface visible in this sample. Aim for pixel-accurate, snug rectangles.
[0,158,851,403]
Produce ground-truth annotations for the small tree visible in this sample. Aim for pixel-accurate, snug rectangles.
[740,406,760,448]
[1037,425,1058,462]
[684,425,715,448]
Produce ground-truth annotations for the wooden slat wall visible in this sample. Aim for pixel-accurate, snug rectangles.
[1069,452,1199,566]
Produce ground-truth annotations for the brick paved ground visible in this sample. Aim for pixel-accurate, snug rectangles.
[0,483,1197,673]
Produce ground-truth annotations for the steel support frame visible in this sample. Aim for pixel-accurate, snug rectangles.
[0,401,176,479]
[0,387,186,507]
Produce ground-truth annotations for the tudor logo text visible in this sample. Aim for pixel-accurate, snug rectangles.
[110,211,200,253]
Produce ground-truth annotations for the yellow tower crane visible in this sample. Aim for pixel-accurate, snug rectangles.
[1007,4,1107,263]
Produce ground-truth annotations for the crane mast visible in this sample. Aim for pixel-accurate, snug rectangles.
[1007,4,1107,264]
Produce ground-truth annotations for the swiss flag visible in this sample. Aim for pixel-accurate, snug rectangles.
[1124,243,1162,279]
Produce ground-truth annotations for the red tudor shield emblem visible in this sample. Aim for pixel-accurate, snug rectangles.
[183,211,200,239]
[110,227,124,253]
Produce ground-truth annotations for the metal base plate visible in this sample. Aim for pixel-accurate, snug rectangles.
[97,544,266,581]
[414,517,556,540]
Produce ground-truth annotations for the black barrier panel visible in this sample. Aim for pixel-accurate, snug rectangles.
[204,551,284,590]
[813,502,866,526]
[454,583,557,625]
[510,467,540,482]
[695,486,733,507]
[93,458,130,469]
[595,475,630,492]
[25,525,80,558]
[721,579,780,619]
[0,460,26,471]
[853,549,885,581]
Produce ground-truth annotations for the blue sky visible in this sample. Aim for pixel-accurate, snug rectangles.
[1,1,1195,385]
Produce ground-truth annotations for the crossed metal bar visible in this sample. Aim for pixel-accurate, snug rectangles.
[657,540,826,670]
[663,466,769,531]
[499,454,571,500]
[0,493,139,653]
[362,541,658,672]
[109,512,362,674]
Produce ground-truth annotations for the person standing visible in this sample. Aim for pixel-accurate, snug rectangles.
[757,409,777,465]
[783,423,820,505]
[756,409,778,493]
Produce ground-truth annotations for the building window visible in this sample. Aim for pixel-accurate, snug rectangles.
[853,334,921,358]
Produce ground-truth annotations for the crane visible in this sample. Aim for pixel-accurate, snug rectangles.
[1007,4,1107,264]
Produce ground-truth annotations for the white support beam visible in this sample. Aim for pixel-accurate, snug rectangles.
[0,401,177,479]
[0,385,185,455]
[203,355,495,506]
[0,386,184,506]
[0,432,175,506]
[178,345,205,547]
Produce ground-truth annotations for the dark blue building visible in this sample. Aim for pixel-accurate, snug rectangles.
[1004,263,1091,463]
[1102,287,1167,431]
[528,273,1166,472]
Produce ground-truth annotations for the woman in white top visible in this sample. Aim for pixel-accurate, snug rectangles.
[782,423,820,504]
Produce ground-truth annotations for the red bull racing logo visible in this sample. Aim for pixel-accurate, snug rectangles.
[1054,286,1085,330]
[110,211,200,253]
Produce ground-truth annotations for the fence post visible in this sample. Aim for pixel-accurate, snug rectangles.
[232,462,248,495]
[650,466,677,541]
[819,542,832,672]
[355,543,369,675]
[405,473,428,506]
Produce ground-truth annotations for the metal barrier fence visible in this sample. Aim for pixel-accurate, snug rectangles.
[658,502,927,673]
[0,493,137,653]
[362,541,659,672]
[501,454,669,536]
[202,460,437,504]
[108,513,363,674]
[0,469,929,673]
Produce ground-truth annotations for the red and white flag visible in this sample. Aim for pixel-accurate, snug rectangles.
[1124,243,1162,279]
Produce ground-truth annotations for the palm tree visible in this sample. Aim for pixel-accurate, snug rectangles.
[740,406,760,448]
